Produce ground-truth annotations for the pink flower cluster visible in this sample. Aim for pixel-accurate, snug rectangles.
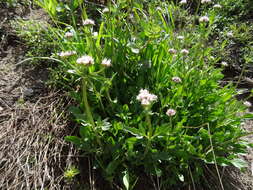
[83,19,95,26]
[244,101,252,107]
[137,89,178,117]
[137,89,158,106]
[57,51,76,57]
[166,109,176,117]
[101,58,112,67]
[64,31,74,38]
[172,76,182,83]
[76,55,94,65]
[199,16,209,23]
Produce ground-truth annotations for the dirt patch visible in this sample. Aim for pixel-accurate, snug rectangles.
[0,4,79,190]
[240,120,253,189]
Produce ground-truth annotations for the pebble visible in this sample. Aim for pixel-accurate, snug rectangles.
[23,88,34,97]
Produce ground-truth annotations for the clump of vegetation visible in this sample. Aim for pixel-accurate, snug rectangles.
[16,0,253,189]
[12,19,56,58]
[64,166,80,182]
[210,0,253,82]
[0,0,31,8]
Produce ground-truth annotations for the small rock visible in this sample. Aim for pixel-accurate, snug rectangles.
[23,88,34,97]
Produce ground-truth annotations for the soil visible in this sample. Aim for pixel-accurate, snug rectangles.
[0,4,79,190]
[0,2,253,190]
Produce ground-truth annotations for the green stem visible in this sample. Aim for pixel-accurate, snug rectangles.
[143,113,153,157]
[146,114,152,138]
[102,70,113,102]
[82,78,95,127]
[207,124,225,190]
[235,63,247,89]
[82,78,103,148]
[194,0,201,17]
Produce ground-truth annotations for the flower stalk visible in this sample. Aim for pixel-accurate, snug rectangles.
[82,78,95,127]
[143,112,152,158]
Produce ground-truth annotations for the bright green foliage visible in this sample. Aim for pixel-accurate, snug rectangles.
[12,19,55,58]
[64,166,80,181]
[217,0,253,24]
[35,0,58,18]
[33,0,252,189]
[34,0,85,23]
[210,0,253,80]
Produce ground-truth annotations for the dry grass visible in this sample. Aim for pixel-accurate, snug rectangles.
[0,91,79,190]
[0,4,81,189]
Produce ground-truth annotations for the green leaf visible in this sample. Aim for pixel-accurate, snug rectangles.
[106,159,120,176]
[215,157,230,167]
[178,174,184,182]
[123,171,130,190]
[248,143,253,148]
[155,167,162,177]
[65,136,81,145]
[68,106,81,115]
[230,158,248,169]
[71,0,81,9]
[242,113,253,119]
[126,137,138,151]
[96,22,104,48]
[154,125,170,137]
[68,106,87,121]
[124,126,144,139]
[80,126,90,139]
[152,152,172,161]
[101,120,112,131]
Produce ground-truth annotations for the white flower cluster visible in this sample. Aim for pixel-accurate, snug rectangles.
[102,7,109,13]
[180,49,189,55]
[213,4,222,8]
[169,48,190,56]
[101,58,112,67]
[244,101,252,107]
[177,35,184,40]
[64,31,74,38]
[93,32,98,37]
[58,51,76,57]
[179,0,187,5]
[137,89,158,106]
[76,56,112,67]
[137,89,178,117]
[83,19,95,26]
[76,55,94,65]
[168,48,177,54]
[199,16,209,23]
[172,76,182,83]
[221,61,228,67]
[227,32,233,38]
[166,109,176,117]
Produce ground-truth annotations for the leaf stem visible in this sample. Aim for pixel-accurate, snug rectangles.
[144,112,153,157]
[82,78,95,127]
[207,123,224,190]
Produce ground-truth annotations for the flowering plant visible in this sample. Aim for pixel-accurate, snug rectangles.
[35,0,253,189]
